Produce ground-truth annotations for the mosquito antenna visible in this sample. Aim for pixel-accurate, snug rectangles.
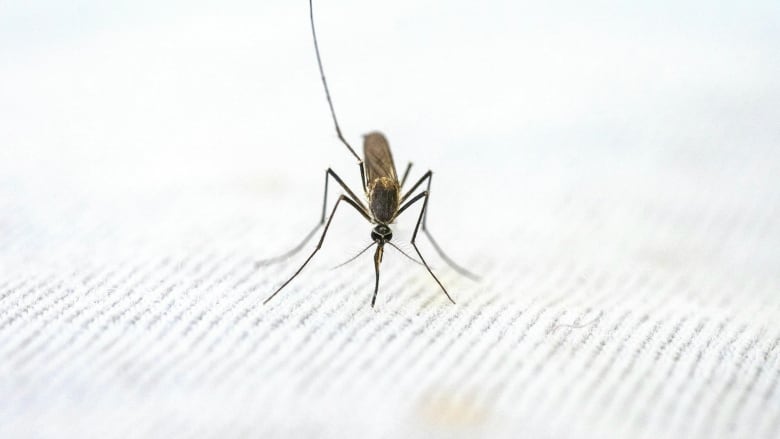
[333,241,376,269]
[332,241,423,270]
[387,242,423,266]
[309,0,362,164]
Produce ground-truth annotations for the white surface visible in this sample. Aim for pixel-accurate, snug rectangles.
[1,0,780,437]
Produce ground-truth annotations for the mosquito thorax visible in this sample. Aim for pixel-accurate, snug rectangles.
[367,177,400,224]
[371,224,393,242]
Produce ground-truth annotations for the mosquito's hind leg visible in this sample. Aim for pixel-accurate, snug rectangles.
[399,171,479,281]
[400,162,413,187]
[263,195,370,304]
[256,168,367,267]
[398,191,455,304]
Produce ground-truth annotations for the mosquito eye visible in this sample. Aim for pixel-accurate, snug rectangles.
[371,226,392,242]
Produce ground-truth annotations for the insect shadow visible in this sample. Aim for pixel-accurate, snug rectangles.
[258,0,478,307]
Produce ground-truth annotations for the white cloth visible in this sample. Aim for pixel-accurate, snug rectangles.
[1,1,779,438]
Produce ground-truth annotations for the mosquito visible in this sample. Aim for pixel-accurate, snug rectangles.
[260,0,478,307]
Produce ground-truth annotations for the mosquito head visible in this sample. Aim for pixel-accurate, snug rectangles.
[371,224,393,243]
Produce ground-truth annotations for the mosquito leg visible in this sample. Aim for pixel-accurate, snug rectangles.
[396,191,455,304]
[256,168,366,266]
[308,0,368,191]
[400,162,413,187]
[264,195,370,304]
[325,168,367,214]
[400,170,430,203]
[398,171,480,281]
[419,172,480,281]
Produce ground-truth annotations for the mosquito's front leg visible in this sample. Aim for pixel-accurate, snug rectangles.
[397,191,455,304]
[398,171,479,280]
[256,168,366,266]
[264,195,370,304]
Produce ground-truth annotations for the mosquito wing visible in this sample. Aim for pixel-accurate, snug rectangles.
[363,131,398,183]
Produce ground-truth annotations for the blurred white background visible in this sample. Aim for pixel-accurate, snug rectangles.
[1,0,778,260]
